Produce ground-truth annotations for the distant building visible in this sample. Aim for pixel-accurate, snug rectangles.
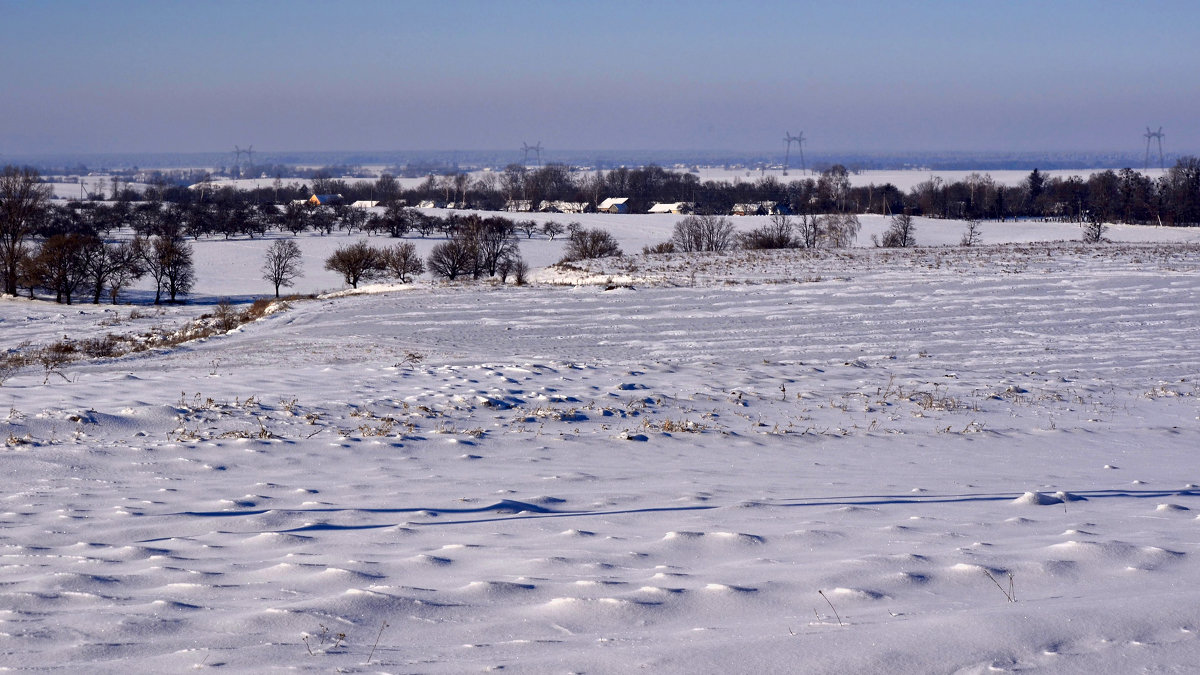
[417,200,444,209]
[648,202,692,214]
[731,203,764,216]
[539,200,590,213]
[597,197,630,214]
[349,200,379,209]
[308,194,343,206]
[731,202,787,216]
[504,199,533,212]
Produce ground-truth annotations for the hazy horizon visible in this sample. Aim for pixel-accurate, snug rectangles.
[2,0,1197,157]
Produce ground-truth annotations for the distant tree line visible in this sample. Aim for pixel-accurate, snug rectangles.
[104,159,1200,227]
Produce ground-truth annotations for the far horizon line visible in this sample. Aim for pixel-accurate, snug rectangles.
[3,147,1186,158]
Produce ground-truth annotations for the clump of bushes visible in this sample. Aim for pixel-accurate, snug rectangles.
[559,224,622,262]
[323,241,426,287]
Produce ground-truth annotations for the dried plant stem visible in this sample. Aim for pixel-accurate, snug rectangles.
[818,589,844,626]
[366,621,389,665]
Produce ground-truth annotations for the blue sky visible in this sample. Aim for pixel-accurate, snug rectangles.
[1,0,1196,155]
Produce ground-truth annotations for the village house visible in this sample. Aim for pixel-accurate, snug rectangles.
[538,200,590,213]
[648,202,692,214]
[597,197,630,214]
[307,194,343,206]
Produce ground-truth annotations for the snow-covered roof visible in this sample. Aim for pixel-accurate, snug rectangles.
[539,200,589,213]
[648,202,689,214]
[598,197,629,209]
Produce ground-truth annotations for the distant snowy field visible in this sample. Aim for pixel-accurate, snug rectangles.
[3,218,1200,672]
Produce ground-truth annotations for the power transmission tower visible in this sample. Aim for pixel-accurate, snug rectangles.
[783,131,805,175]
[1144,127,1165,171]
[523,140,547,166]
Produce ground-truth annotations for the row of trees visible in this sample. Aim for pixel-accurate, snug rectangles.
[321,215,530,288]
[9,231,194,305]
[638,213,864,255]
[30,197,580,244]
[3,165,201,304]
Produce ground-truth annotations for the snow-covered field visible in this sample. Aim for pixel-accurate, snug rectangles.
[3,219,1200,672]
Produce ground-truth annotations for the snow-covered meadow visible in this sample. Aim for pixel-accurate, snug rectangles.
[3,216,1200,672]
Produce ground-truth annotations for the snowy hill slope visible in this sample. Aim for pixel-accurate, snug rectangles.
[2,237,1200,672]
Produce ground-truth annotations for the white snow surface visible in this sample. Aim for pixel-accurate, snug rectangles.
[3,218,1200,673]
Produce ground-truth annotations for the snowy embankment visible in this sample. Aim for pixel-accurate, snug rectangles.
[2,225,1200,672]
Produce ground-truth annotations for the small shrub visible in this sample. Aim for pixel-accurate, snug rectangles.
[672,214,735,252]
[642,241,676,255]
[740,214,795,249]
[1082,215,1107,243]
[214,298,239,331]
[560,227,622,262]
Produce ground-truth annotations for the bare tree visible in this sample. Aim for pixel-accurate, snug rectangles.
[282,201,308,235]
[462,216,520,278]
[880,212,917,248]
[817,213,860,248]
[381,203,413,238]
[795,213,820,249]
[134,234,195,304]
[817,165,851,211]
[454,172,470,205]
[960,219,982,247]
[161,237,195,303]
[541,221,564,240]
[1082,213,1107,243]
[80,237,142,304]
[262,239,304,297]
[498,253,528,285]
[34,234,89,304]
[103,242,144,304]
[1,166,52,296]
[324,240,382,288]
[374,174,400,202]
[380,241,425,282]
[426,237,477,280]
[516,219,539,239]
